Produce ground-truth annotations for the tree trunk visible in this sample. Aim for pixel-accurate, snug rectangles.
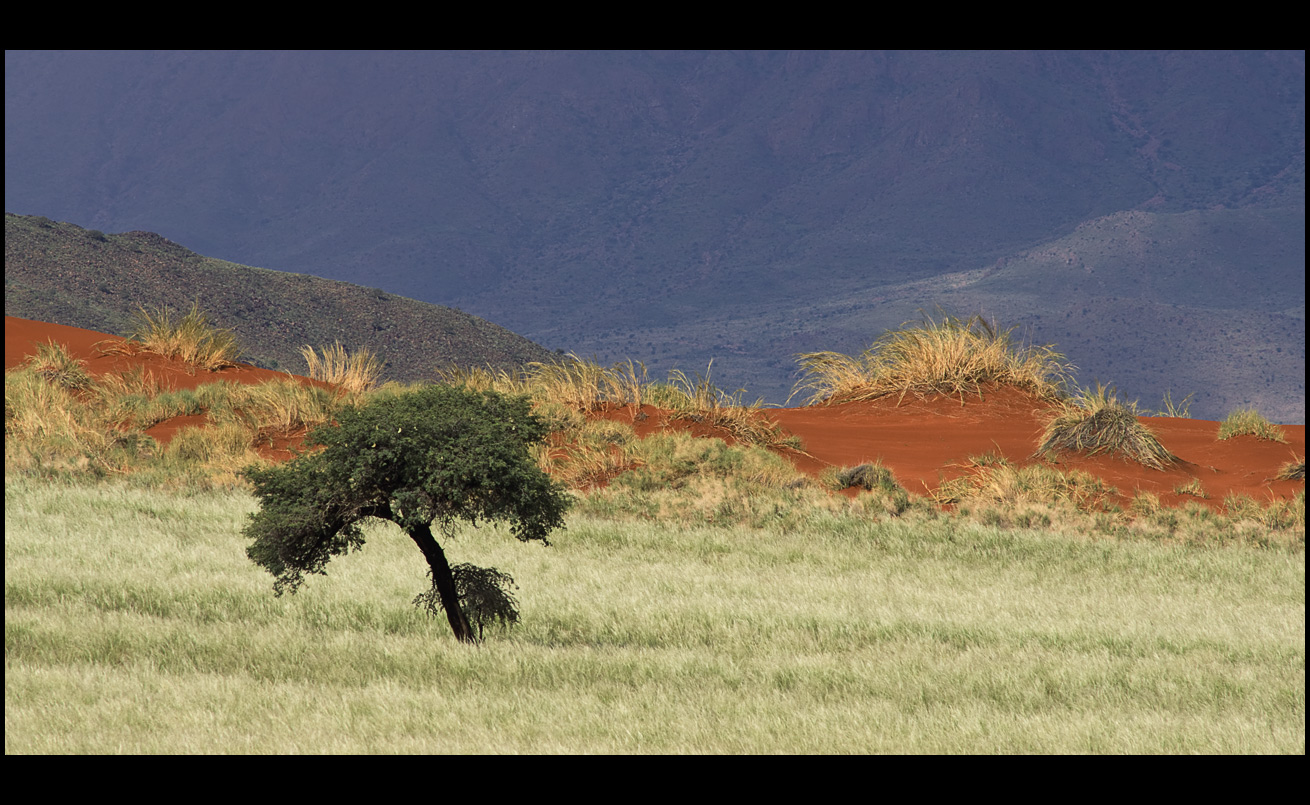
[407,522,476,643]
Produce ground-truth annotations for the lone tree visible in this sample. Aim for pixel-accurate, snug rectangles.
[243,384,571,643]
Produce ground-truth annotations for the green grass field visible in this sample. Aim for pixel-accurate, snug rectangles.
[6,476,1303,753]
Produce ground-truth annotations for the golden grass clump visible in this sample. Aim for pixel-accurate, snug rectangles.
[301,342,383,394]
[433,365,528,396]
[1035,384,1182,471]
[100,300,241,371]
[520,354,651,416]
[234,379,340,442]
[1217,408,1288,443]
[792,312,1074,406]
[932,454,1120,512]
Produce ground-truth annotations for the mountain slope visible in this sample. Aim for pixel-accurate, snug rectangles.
[5,51,1304,419]
[3,213,558,379]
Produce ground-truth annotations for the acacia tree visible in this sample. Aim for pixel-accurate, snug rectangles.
[243,384,571,643]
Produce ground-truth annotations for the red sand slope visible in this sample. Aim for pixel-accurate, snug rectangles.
[6,315,332,455]
[7,315,1304,508]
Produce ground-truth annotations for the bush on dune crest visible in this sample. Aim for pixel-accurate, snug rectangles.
[792,312,1074,406]
[1217,408,1288,443]
[1035,384,1181,471]
[98,299,241,372]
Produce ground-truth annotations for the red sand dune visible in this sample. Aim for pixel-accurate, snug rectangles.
[7,315,1304,509]
[6,315,332,456]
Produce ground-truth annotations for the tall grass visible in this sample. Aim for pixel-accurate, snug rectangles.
[664,362,801,450]
[22,340,95,390]
[100,300,241,371]
[793,312,1074,406]
[6,477,1303,753]
[438,356,798,450]
[301,342,383,394]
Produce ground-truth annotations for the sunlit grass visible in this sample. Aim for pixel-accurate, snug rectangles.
[1217,408,1288,443]
[6,477,1303,754]
[301,342,383,394]
[1035,384,1181,471]
[99,299,241,372]
[22,339,95,390]
[793,312,1074,406]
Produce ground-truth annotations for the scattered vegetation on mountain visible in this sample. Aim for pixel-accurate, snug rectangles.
[4,213,558,382]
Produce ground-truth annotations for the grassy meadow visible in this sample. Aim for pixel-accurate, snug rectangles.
[5,310,1305,753]
[5,476,1304,753]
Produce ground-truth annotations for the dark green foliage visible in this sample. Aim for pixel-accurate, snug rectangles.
[243,384,571,642]
[413,563,521,642]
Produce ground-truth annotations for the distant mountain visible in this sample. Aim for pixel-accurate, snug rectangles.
[5,51,1304,420]
[3,214,558,379]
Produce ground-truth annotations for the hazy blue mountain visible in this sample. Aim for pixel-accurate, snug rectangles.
[6,50,1304,421]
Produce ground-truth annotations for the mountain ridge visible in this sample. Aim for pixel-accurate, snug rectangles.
[3,213,559,381]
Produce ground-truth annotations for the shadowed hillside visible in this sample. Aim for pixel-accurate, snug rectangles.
[5,51,1304,419]
[3,213,558,380]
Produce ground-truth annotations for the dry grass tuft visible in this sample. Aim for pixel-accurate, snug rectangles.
[1035,384,1182,471]
[792,311,1074,406]
[1153,390,1195,419]
[664,362,802,451]
[931,454,1119,511]
[1273,457,1305,482]
[301,342,383,394]
[98,300,241,371]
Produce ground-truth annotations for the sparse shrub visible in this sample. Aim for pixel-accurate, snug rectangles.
[1174,478,1208,498]
[1035,384,1181,471]
[1217,408,1288,443]
[1154,390,1195,419]
[792,311,1074,406]
[413,563,521,642]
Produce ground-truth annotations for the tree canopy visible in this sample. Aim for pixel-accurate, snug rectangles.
[243,384,572,642]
